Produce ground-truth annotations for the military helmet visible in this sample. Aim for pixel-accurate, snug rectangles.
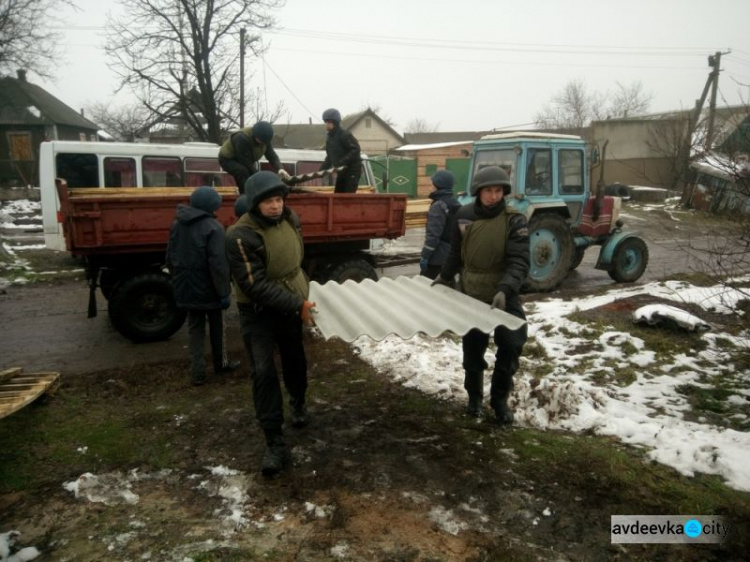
[251,121,274,144]
[189,185,222,213]
[470,166,511,196]
[322,108,342,123]
[244,171,290,210]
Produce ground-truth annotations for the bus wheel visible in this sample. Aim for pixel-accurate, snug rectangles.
[108,272,186,342]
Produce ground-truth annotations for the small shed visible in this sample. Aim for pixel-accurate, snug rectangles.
[0,70,100,187]
[392,141,473,197]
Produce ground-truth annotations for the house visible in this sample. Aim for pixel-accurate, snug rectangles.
[0,70,100,187]
[589,106,750,194]
[391,141,474,197]
[274,108,405,156]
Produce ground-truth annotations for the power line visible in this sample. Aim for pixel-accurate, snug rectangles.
[261,58,316,120]
[271,27,717,57]
[269,46,706,72]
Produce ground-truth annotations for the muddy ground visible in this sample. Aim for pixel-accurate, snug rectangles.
[1,202,749,561]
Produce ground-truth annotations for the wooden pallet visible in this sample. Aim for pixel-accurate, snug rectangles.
[0,367,60,419]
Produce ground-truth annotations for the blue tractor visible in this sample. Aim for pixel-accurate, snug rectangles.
[464,132,649,292]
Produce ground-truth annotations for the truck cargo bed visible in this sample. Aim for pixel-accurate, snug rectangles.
[56,184,407,255]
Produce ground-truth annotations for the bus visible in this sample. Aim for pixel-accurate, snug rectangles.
[39,140,377,251]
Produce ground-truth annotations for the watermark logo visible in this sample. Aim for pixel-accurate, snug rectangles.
[611,515,728,544]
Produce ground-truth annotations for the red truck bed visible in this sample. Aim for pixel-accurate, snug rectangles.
[56,183,407,255]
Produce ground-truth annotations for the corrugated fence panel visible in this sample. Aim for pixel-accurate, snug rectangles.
[309,275,526,342]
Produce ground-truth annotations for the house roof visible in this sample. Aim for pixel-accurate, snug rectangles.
[404,131,491,144]
[341,108,405,144]
[0,71,99,130]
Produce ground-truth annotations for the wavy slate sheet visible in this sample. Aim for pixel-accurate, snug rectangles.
[308,275,526,342]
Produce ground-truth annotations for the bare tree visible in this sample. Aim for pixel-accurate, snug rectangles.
[105,0,283,144]
[0,0,76,78]
[85,102,153,142]
[608,80,653,119]
[405,118,440,134]
[645,114,697,194]
[536,79,652,131]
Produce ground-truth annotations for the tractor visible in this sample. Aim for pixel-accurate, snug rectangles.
[465,132,649,292]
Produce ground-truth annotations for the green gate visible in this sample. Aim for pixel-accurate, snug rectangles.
[446,158,471,195]
[369,156,417,196]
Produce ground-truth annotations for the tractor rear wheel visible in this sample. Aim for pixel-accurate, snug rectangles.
[523,214,574,292]
[608,237,649,283]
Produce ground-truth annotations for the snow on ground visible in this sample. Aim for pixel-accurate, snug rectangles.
[354,279,750,492]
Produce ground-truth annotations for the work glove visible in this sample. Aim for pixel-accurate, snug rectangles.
[491,291,506,311]
[220,295,231,310]
[278,168,291,181]
[431,276,454,289]
[300,300,317,327]
[419,258,428,273]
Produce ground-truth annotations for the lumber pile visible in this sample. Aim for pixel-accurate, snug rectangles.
[0,367,60,419]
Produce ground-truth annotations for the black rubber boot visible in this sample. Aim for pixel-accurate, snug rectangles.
[289,397,309,428]
[261,430,289,477]
[491,393,514,425]
[467,393,483,418]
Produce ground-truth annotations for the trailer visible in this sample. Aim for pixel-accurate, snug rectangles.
[55,180,407,342]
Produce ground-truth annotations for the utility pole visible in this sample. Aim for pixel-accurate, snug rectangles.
[705,51,723,150]
[240,28,246,128]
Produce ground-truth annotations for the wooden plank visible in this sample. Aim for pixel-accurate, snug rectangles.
[0,367,23,383]
[0,371,60,419]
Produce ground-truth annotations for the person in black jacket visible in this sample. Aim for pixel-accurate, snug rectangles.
[218,121,291,190]
[420,170,460,280]
[433,166,530,424]
[166,186,239,386]
[225,171,317,477]
[320,108,362,193]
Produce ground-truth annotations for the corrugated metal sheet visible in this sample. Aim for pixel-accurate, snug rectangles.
[308,275,526,342]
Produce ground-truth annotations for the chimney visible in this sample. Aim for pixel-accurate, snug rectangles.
[17,69,27,82]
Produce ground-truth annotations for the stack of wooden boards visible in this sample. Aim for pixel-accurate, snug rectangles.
[0,367,60,419]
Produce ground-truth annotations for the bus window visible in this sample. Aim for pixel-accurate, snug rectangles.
[143,156,183,187]
[104,157,137,187]
[184,157,230,187]
[56,153,99,187]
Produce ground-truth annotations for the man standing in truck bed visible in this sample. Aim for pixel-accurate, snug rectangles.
[319,108,362,193]
[218,121,291,189]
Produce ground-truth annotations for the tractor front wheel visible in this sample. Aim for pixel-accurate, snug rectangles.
[608,237,649,283]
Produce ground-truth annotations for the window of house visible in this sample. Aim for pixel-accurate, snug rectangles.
[365,118,372,128]
[142,156,182,187]
[104,157,137,187]
[8,132,32,161]
[559,149,584,194]
[524,149,552,195]
[184,157,230,187]
[56,153,99,187]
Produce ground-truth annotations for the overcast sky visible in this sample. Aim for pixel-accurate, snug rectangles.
[39,0,750,135]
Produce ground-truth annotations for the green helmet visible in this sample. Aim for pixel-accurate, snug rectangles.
[470,166,511,196]
[244,171,289,210]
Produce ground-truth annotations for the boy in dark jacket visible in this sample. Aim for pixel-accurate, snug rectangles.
[226,171,317,477]
[320,108,362,193]
[420,170,460,280]
[166,186,238,386]
[434,166,530,424]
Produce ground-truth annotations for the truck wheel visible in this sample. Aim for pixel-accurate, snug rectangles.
[570,247,586,270]
[108,272,187,342]
[523,214,574,292]
[326,259,378,284]
[608,237,649,283]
